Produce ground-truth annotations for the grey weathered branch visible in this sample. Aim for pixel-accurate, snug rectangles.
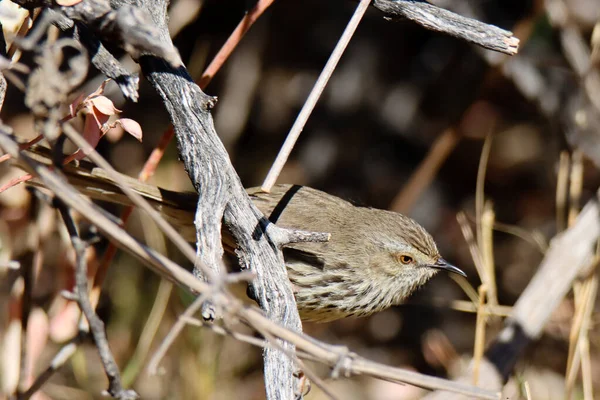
[23,7,140,101]
[71,21,140,102]
[372,0,519,55]
[114,0,308,397]
[12,0,180,67]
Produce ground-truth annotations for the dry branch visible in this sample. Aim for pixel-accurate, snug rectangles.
[91,0,318,396]
[261,0,371,192]
[12,0,180,67]
[372,0,519,55]
[54,197,137,399]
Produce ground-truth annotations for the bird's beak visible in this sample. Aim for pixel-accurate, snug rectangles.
[433,258,467,278]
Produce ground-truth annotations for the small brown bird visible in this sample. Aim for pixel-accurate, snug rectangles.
[247,184,465,322]
[26,151,465,322]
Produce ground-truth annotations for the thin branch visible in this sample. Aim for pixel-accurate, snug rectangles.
[261,0,372,191]
[17,341,80,400]
[60,123,199,268]
[472,285,488,385]
[475,133,494,299]
[71,21,140,102]
[55,198,138,399]
[556,151,570,233]
[147,293,208,375]
[264,223,330,247]
[198,0,276,88]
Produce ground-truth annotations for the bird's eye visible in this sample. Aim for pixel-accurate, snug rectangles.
[399,255,413,264]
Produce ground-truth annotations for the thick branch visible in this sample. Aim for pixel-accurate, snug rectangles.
[72,22,140,102]
[372,0,519,55]
[12,0,180,66]
[112,0,307,397]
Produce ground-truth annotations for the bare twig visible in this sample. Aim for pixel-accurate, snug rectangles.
[198,0,275,88]
[556,151,570,233]
[264,223,330,247]
[480,202,497,308]
[443,299,512,317]
[475,134,494,296]
[456,212,486,283]
[261,0,372,191]
[71,22,140,101]
[17,341,79,400]
[54,198,138,399]
[472,285,488,385]
[567,150,583,227]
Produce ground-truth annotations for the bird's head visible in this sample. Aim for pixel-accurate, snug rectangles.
[367,210,466,283]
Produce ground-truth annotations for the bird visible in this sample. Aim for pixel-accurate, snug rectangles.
[245,184,465,322]
[24,148,465,322]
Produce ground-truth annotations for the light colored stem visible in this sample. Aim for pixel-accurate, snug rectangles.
[472,285,488,385]
[475,133,493,289]
[556,151,570,233]
[481,202,497,307]
[261,0,372,191]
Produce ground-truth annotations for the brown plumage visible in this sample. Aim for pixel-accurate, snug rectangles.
[246,184,465,322]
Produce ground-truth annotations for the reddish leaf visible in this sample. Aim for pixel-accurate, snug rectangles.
[90,95,121,116]
[71,113,104,160]
[116,118,143,142]
[56,0,83,5]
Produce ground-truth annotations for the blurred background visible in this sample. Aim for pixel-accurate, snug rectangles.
[1,0,600,398]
